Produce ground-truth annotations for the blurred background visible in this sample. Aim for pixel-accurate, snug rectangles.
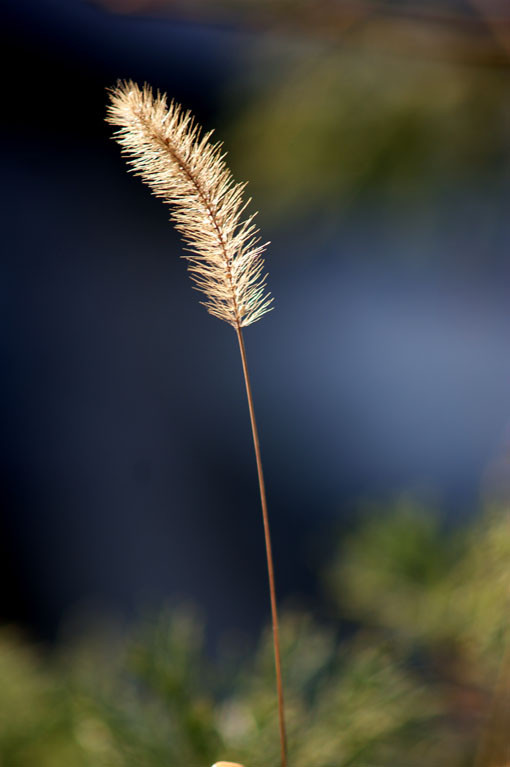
[2,0,510,652]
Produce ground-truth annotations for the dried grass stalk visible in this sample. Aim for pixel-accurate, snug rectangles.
[106,80,272,328]
[106,81,286,767]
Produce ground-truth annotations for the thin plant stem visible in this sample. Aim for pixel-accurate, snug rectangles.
[235,325,287,767]
[107,82,279,765]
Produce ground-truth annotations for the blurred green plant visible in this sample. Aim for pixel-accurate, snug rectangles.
[2,503,510,766]
[327,499,510,676]
[225,48,510,231]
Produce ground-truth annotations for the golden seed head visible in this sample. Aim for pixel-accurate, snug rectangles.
[106,80,273,328]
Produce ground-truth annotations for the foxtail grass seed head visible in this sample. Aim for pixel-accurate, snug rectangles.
[106,80,273,328]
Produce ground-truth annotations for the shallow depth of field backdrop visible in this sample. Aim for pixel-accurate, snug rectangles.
[2,0,510,652]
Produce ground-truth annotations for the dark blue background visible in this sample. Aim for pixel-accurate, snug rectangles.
[2,0,510,645]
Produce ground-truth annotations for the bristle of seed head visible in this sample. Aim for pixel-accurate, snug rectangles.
[106,80,273,328]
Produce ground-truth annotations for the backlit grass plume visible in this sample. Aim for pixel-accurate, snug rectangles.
[106,80,272,328]
[107,81,286,767]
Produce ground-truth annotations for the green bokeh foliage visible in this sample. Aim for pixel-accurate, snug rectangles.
[1,504,509,766]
